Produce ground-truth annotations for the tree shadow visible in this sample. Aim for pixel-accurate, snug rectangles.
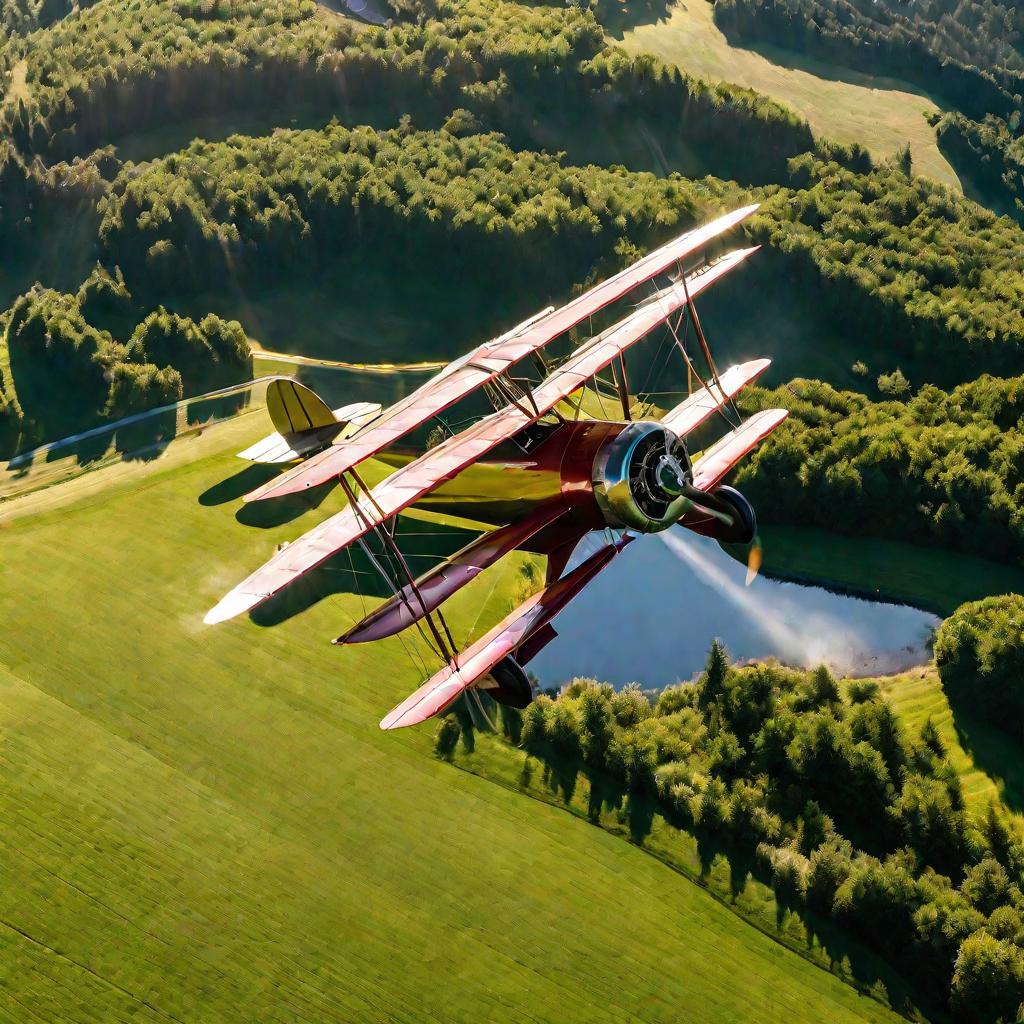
[934,131,1023,226]
[186,390,249,427]
[519,740,930,1017]
[945,694,1024,814]
[45,431,112,467]
[596,0,674,38]
[114,409,178,462]
[710,14,947,109]
[626,793,657,844]
[249,518,479,627]
[689,826,925,1014]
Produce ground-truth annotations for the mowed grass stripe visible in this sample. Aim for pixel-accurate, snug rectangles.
[0,420,901,1023]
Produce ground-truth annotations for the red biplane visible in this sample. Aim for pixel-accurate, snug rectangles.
[206,204,788,729]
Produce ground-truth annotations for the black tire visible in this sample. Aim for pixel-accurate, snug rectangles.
[486,656,534,709]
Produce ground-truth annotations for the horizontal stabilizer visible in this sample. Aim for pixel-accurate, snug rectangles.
[237,431,329,464]
[206,249,755,625]
[237,400,382,464]
[661,359,771,438]
[379,538,630,730]
[244,205,760,503]
[691,409,789,491]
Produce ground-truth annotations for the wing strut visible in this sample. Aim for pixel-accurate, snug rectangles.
[611,355,631,421]
[680,265,738,424]
[339,469,459,665]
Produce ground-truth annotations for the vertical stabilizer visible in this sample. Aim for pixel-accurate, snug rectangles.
[266,378,337,434]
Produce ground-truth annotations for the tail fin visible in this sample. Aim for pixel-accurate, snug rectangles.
[237,379,382,464]
[266,379,336,435]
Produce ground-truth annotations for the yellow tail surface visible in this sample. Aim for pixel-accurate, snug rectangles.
[266,379,337,436]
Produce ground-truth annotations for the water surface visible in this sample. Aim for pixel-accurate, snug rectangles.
[531,530,939,689]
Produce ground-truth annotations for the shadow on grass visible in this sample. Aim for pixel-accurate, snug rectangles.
[947,697,1024,814]
[46,432,112,467]
[199,463,282,506]
[595,0,674,38]
[934,132,1023,226]
[114,409,179,462]
[708,13,948,110]
[469,731,933,1021]
[235,480,338,529]
[186,390,249,427]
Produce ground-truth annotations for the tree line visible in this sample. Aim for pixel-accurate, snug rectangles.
[0,279,251,455]
[1,0,817,186]
[713,0,1024,122]
[487,644,1024,1022]
[935,595,1024,742]
[936,113,1024,225]
[736,373,1024,564]
[95,125,1024,376]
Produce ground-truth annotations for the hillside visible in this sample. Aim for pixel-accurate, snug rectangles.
[5,0,1024,1019]
[609,0,959,187]
[0,410,901,1024]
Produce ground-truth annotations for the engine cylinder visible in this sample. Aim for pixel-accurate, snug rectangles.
[592,422,693,533]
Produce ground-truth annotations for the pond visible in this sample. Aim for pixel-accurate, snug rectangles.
[530,530,940,689]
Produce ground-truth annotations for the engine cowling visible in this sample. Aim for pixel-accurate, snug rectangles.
[592,422,693,533]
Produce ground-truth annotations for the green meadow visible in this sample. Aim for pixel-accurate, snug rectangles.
[0,412,902,1024]
[878,668,1024,827]
[611,0,958,188]
[758,524,1024,617]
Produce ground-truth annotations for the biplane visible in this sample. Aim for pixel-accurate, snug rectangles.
[206,204,788,730]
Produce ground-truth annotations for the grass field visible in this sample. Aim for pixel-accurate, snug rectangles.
[611,0,958,189]
[0,413,903,1024]
[877,668,1024,828]
[759,524,1024,617]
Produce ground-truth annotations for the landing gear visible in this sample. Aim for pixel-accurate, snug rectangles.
[479,656,534,709]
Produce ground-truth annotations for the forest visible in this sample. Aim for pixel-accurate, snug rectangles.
[711,0,1024,121]
[935,596,1024,740]
[487,645,1024,1022]
[935,113,1024,223]
[736,373,1024,562]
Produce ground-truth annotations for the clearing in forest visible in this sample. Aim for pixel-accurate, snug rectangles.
[612,0,959,188]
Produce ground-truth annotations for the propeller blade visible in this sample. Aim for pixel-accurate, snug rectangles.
[745,534,763,586]
[680,483,736,528]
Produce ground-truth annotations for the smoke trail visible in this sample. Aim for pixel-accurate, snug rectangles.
[657,530,905,675]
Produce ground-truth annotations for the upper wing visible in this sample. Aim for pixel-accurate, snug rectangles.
[243,204,760,503]
[660,359,771,437]
[691,409,790,490]
[205,247,756,625]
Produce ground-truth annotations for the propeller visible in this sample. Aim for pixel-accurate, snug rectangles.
[746,534,763,587]
[671,478,764,586]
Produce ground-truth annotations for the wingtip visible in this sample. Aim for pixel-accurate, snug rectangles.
[379,708,411,730]
[242,484,273,503]
[203,591,259,625]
